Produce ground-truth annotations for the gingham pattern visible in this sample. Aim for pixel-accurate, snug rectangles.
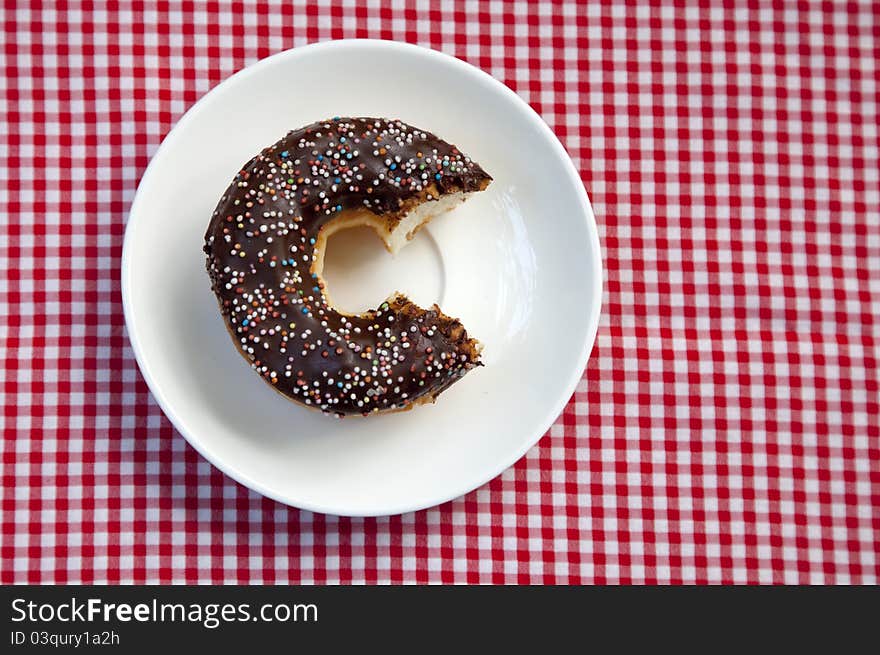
[2,1,878,584]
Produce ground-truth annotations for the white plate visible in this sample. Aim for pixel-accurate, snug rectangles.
[122,40,602,516]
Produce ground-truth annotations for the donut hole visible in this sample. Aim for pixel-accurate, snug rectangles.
[320,222,446,315]
[315,191,470,316]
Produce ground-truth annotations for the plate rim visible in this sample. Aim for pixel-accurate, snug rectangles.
[121,38,603,516]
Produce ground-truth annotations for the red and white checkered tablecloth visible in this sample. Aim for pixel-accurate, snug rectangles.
[2,0,878,585]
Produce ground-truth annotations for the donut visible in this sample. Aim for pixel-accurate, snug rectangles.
[204,117,492,417]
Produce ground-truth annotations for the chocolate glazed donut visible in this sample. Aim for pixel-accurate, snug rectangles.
[204,117,491,417]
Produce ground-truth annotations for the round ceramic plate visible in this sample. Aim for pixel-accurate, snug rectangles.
[122,40,602,516]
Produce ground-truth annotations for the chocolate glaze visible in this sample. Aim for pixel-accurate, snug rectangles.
[204,117,491,417]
